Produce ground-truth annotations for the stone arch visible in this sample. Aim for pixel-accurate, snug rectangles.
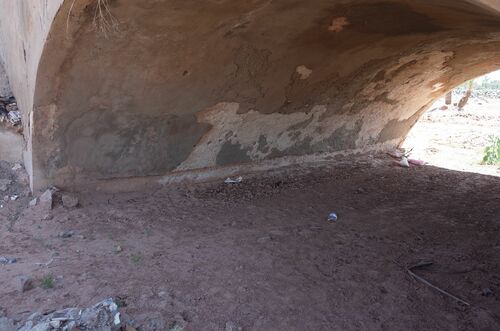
[27,0,500,190]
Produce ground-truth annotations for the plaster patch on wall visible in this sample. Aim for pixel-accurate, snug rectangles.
[328,17,349,32]
[296,65,313,79]
[175,102,361,170]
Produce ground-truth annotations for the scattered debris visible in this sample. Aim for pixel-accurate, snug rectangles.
[327,212,338,222]
[225,321,243,331]
[257,234,272,243]
[17,276,34,293]
[18,298,121,331]
[39,188,54,210]
[408,158,425,166]
[0,96,21,126]
[224,176,243,184]
[12,163,22,171]
[10,195,19,201]
[387,149,405,159]
[58,231,74,239]
[34,258,54,267]
[0,317,16,331]
[0,179,11,191]
[0,256,17,265]
[407,262,470,306]
[28,198,37,207]
[399,157,410,168]
[482,287,493,297]
[169,315,188,331]
[115,245,123,253]
[62,194,79,208]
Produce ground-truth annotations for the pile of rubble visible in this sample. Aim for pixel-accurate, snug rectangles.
[0,95,21,127]
[0,299,124,331]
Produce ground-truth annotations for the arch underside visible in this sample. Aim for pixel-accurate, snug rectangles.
[31,0,500,190]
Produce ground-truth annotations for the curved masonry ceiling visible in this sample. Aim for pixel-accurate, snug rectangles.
[1,0,500,190]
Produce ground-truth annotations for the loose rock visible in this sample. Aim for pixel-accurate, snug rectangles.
[0,317,16,331]
[62,194,79,208]
[225,321,243,331]
[29,198,37,207]
[482,287,493,297]
[0,256,17,265]
[0,179,11,191]
[17,275,34,293]
[39,189,54,210]
[18,298,121,331]
[58,231,74,239]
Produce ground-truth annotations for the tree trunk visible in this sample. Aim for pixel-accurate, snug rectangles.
[445,91,452,105]
[458,80,474,110]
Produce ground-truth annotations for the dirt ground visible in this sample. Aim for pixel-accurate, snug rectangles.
[403,96,500,177]
[0,154,500,330]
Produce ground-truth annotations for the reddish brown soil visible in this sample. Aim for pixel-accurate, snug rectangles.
[0,155,499,330]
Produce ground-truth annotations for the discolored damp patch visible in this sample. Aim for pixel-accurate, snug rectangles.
[267,120,362,159]
[257,135,270,154]
[216,141,252,166]
[61,110,211,178]
[313,120,362,152]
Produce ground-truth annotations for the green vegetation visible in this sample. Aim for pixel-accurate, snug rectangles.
[482,136,500,165]
[41,275,54,289]
[478,76,500,90]
[131,255,141,264]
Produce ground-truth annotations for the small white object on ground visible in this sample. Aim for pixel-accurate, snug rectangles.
[327,212,338,222]
[0,256,17,264]
[12,163,22,171]
[399,157,410,168]
[224,176,243,184]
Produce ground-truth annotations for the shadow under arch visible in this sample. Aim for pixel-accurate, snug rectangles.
[29,0,500,190]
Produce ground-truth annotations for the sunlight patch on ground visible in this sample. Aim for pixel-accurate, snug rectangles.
[403,98,500,177]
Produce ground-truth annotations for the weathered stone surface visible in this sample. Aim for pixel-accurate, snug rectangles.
[1,0,500,190]
[0,179,11,191]
[61,194,79,208]
[29,198,37,207]
[17,275,34,293]
[38,189,53,210]
[0,317,16,331]
[18,299,121,331]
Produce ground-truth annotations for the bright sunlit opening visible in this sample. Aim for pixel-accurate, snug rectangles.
[403,70,500,176]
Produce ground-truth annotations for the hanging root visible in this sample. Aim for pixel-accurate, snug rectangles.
[93,0,118,37]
